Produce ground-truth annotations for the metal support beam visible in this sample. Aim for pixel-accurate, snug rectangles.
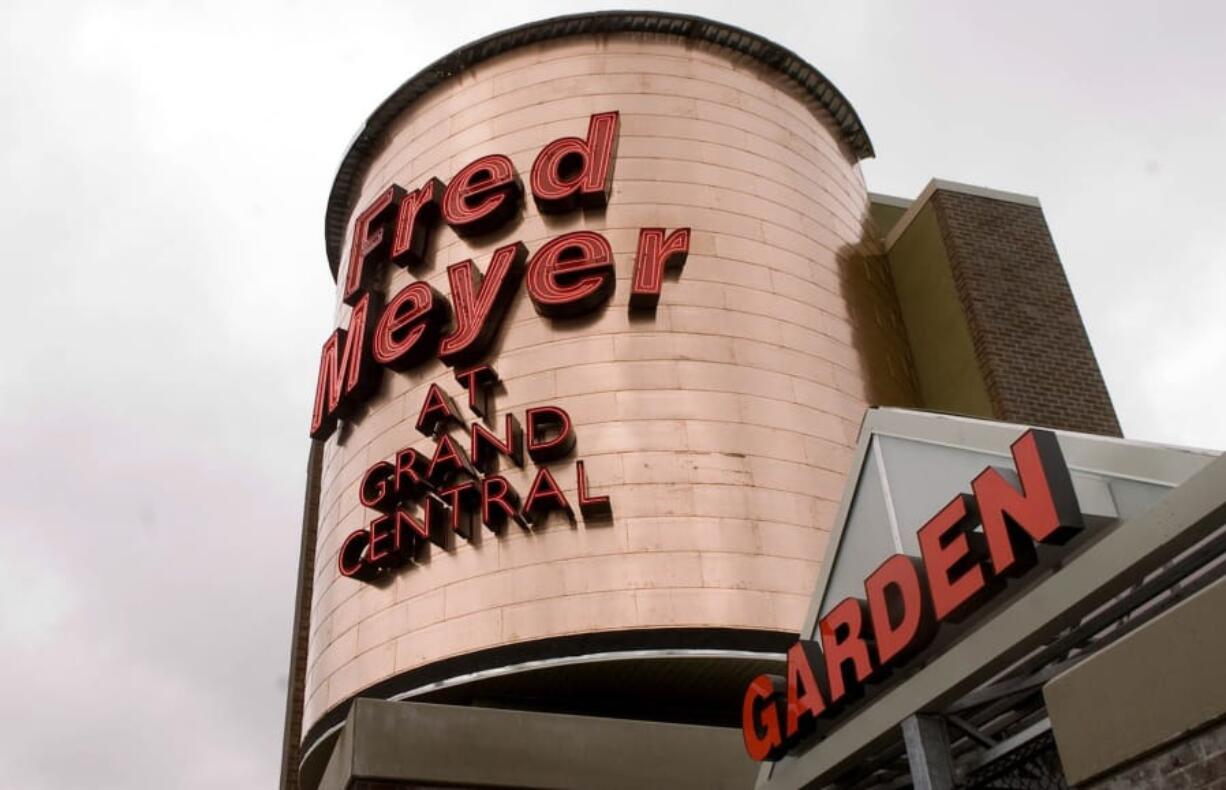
[946,654,1081,714]
[901,715,955,790]
[961,718,1052,775]
[945,714,996,749]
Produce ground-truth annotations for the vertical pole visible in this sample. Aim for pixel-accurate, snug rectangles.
[901,714,956,790]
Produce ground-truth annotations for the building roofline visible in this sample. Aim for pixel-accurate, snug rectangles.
[884,178,1041,251]
[867,191,913,210]
[322,10,875,279]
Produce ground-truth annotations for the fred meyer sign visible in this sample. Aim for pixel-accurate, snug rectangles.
[742,429,1084,761]
[310,111,689,441]
[313,111,691,584]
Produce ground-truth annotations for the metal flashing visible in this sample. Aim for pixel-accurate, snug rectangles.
[884,178,1043,251]
[868,191,913,209]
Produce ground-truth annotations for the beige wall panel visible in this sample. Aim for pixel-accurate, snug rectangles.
[304,34,881,733]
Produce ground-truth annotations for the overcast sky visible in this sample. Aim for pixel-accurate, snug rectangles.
[1,1,1223,787]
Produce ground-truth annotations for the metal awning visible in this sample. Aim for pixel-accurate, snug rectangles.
[757,409,1224,789]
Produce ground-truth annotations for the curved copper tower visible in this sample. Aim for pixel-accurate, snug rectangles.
[285,12,919,783]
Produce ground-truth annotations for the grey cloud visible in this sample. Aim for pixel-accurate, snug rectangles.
[1,1,1222,787]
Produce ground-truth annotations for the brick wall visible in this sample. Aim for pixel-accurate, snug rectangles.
[1082,715,1226,789]
[930,190,1122,437]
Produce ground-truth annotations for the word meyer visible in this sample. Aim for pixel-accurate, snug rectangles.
[742,429,1084,761]
[311,110,691,440]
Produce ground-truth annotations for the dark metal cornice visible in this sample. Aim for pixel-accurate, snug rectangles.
[323,10,874,278]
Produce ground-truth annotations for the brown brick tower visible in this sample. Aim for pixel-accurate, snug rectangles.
[873,180,1120,437]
